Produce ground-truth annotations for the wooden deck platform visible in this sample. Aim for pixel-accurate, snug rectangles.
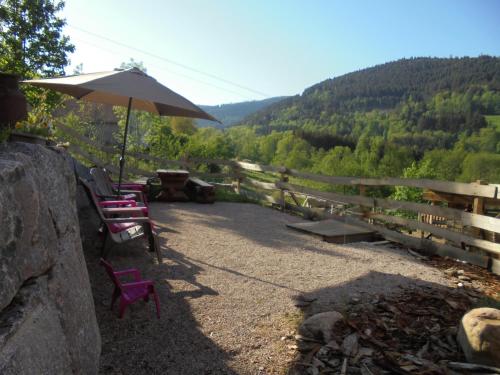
[287,219,376,244]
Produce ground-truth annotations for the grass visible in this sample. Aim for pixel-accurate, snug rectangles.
[281,310,305,329]
[214,187,256,203]
[244,170,279,183]
[485,115,500,130]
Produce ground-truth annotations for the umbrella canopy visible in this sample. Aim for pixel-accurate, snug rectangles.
[23,68,218,121]
[23,68,218,190]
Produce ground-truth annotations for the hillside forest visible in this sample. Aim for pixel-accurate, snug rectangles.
[60,57,500,186]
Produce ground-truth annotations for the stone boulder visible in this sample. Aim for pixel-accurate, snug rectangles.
[457,307,500,367]
[0,142,100,374]
[298,311,344,343]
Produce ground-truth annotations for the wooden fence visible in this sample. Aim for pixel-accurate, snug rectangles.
[59,125,500,274]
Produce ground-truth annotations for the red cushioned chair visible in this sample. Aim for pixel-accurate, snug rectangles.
[100,258,160,319]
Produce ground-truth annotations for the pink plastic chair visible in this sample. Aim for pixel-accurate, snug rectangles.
[79,178,160,263]
[100,258,160,319]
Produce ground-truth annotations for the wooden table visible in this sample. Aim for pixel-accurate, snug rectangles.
[155,169,190,201]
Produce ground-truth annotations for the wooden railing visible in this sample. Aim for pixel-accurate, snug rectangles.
[58,126,500,274]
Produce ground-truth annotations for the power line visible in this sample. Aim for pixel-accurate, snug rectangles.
[73,37,255,100]
[67,24,269,98]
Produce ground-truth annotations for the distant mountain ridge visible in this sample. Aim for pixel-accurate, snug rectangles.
[196,96,288,128]
[241,56,500,127]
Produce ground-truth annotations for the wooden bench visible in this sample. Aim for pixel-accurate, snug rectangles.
[185,177,215,203]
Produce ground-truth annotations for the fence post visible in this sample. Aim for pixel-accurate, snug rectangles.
[279,166,288,212]
[234,163,242,194]
[358,184,371,220]
[180,153,190,171]
[472,180,487,239]
[418,213,424,239]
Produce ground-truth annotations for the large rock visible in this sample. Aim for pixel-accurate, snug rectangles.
[298,311,344,343]
[0,142,100,374]
[457,307,500,367]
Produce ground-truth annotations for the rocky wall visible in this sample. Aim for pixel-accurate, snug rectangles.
[0,142,100,374]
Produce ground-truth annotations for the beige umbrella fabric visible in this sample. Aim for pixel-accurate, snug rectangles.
[23,68,218,120]
[23,68,218,189]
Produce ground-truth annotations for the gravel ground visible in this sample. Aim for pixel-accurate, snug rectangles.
[82,201,452,375]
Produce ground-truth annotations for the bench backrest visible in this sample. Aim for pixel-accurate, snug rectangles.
[79,177,107,222]
[90,167,115,196]
[188,177,213,187]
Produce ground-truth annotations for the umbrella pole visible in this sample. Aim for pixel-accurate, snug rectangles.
[117,97,132,193]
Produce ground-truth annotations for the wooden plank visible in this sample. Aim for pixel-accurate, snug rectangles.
[276,181,374,207]
[286,169,498,199]
[59,123,187,170]
[326,214,490,268]
[283,200,310,214]
[69,143,155,179]
[288,191,302,206]
[244,177,277,191]
[189,157,236,167]
[369,213,500,256]
[128,151,185,167]
[472,183,486,238]
[239,187,277,204]
[287,220,375,244]
[61,127,152,177]
[125,165,154,177]
[375,197,500,234]
[287,220,374,237]
[492,257,500,276]
[234,161,281,173]
[275,195,491,269]
[68,144,124,175]
[58,124,117,154]
[192,172,233,179]
[278,181,500,234]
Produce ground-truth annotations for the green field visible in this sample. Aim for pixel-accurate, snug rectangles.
[486,115,500,130]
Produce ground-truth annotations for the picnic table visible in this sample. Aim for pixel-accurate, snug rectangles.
[155,169,190,201]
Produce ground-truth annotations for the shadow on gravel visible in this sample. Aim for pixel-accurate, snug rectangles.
[79,206,238,375]
[151,202,359,260]
[149,202,444,273]
[184,255,306,294]
[293,270,451,316]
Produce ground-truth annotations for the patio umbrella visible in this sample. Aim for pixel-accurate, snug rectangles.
[23,68,218,190]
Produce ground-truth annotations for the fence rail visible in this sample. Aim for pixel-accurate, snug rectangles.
[59,126,500,274]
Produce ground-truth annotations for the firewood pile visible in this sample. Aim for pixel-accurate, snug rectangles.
[290,285,497,375]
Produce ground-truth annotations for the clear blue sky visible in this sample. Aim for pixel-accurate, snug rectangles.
[61,0,500,105]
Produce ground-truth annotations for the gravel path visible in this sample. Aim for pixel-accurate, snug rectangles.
[85,202,451,375]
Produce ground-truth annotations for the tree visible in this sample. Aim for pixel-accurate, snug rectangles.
[119,58,146,72]
[0,0,74,79]
[460,153,500,183]
[273,132,312,169]
[170,117,197,136]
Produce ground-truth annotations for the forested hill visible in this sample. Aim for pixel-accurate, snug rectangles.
[242,56,500,127]
[196,96,288,128]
